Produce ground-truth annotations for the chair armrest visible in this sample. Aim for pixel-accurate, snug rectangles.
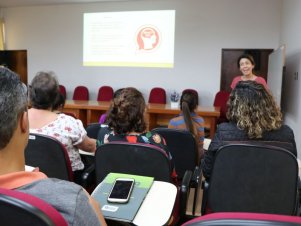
[179,170,193,219]
[191,166,202,187]
[201,180,209,215]
[80,163,95,191]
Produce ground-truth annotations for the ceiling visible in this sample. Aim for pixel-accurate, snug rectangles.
[0,0,136,8]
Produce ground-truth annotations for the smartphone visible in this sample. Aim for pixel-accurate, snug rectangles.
[107,178,135,203]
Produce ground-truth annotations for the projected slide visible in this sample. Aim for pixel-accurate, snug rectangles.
[83,10,175,68]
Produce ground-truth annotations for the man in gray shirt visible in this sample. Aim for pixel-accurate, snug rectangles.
[0,67,107,226]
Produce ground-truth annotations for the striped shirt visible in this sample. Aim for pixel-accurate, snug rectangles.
[168,112,205,149]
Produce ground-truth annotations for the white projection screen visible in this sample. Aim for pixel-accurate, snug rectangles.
[83,10,176,68]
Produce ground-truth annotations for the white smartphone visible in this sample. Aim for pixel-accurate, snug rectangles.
[107,178,135,203]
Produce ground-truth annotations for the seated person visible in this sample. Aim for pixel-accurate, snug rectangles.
[202,80,297,180]
[168,89,205,163]
[97,87,177,180]
[98,88,124,124]
[0,67,106,226]
[27,71,96,184]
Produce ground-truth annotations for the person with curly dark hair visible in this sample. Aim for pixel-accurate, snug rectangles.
[202,80,296,180]
[97,87,177,179]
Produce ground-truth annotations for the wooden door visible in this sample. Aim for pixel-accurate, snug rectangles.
[220,49,273,92]
[0,50,28,84]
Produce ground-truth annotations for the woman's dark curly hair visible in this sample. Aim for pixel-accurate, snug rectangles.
[106,87,146,134]
[227,80,282,138]
[29,71,60,110]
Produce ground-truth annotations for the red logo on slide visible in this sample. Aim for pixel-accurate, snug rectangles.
[137,26,160,51]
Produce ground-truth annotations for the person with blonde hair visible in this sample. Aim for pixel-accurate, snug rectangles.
[202,80,296,180]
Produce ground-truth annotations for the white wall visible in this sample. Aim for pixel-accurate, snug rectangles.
[2,0,282,105]
[280,0,301,155]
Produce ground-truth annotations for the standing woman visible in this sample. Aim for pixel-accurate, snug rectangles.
[168,90,205,163]
[230,54,268,90]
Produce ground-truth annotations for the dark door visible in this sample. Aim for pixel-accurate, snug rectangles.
[220,49,273,92]
[0,50,28,84]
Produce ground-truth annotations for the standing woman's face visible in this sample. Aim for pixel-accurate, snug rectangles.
[239,58,255,77]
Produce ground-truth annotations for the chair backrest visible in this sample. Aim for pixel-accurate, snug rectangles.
[97,86,114,101]
[213,90,230,124]
[25,133,74,181]
[183,212,301,226]
[148,87,167,104]
[182,89,199,104]
[0,188,68,226]
[72,86,89,101]
[95,142,172,184]
[85,123,102,139]
[205,144,298,215]
[59,85,66,99]
[152,127,198,179]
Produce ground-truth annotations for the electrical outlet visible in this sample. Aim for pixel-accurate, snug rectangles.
[294,72,298,80]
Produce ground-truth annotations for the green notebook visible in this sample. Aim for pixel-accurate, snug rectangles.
[91,173,154,222]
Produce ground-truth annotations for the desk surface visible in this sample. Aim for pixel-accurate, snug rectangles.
[64,100,111,110]
[63,100,220,138]
[133,181,177,226]
[147,103,220,116]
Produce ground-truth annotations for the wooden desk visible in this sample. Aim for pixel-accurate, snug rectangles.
[64,100,111,126]
[63,100,220,138]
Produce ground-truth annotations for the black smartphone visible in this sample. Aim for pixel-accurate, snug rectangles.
[107,178,135,203]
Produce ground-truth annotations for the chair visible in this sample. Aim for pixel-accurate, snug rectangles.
[95,142,172,184]
[152,127,199,179]
[72,86,89,100]
[25,133,74,181]
[85,123,102,139]
[0,188,67,226]
[182,212,301,226]
[201,144,299,216]
[152,127,201,216]
[94,141,192,223]
[213,90,230,124]
[97,85,114,101]
[148,87,167,104]
[182,89,199,104]
[59,85,66,99]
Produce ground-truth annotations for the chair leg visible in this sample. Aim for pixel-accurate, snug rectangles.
[201,180,209,215]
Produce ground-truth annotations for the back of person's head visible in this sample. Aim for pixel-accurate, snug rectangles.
[113,88,124,99]
[0,67,28,149]
[180,90,198,112]
[180,90,199,151]
[237,54,255,68]
[107,87,146,134]
[29,71,59,110]
[52,93,66,111]
[227,80,282,138]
